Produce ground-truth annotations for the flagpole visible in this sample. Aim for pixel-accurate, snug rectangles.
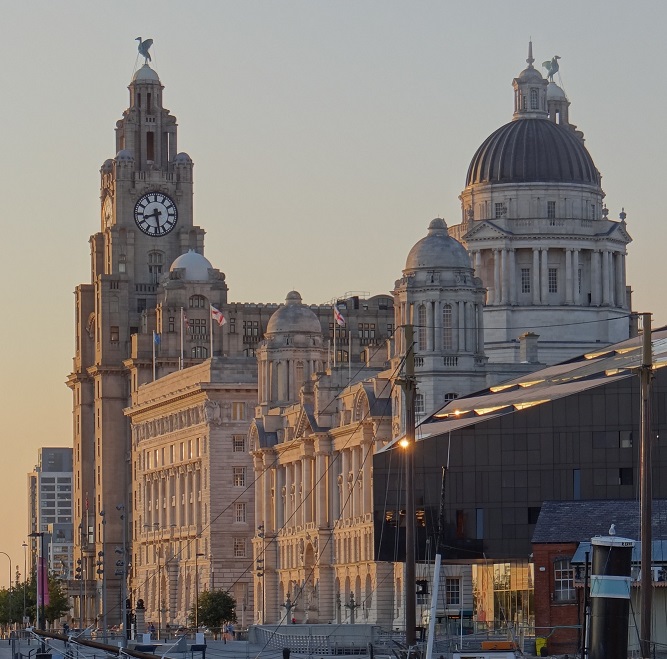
[210,311,214,359]
[333,309,337,368]
[180,307,184,370]
[348,326,352,383]
[152,330,156,381]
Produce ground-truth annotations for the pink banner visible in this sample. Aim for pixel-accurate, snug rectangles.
[37,557,50,607]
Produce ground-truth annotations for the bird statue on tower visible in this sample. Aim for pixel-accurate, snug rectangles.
[542,55,561,82]
[136,37,153,63]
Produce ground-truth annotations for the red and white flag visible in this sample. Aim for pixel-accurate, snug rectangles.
[334,306,346,327]
[210,305,226,326]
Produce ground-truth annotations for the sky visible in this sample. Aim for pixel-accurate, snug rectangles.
[0,0,665,586]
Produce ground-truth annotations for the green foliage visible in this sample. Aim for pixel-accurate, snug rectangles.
[44,573,70,623]
[0,571,69,627]
[189,589,236,630]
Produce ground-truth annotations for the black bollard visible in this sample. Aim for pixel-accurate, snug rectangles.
[589,534,635,659]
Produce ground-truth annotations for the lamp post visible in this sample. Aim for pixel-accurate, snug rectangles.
[0,552,13,625]
[98,510,107,642]
[116,504,128,641]
[194,552,205,630]
[28,532,46,630]
[22,542,27,627]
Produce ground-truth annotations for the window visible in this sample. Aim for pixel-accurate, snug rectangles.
[233,435,246,452]
[578,269,582,295]
[445,578,461,606]
[358,323,376,344]
[494,202,505,219]
[620,431,633,448]
[168,316,175,333]
[191,346,208,359]
[442,304,452,350]
[148,251,163,283]
[235,503,246,523]
[530,88,538,109]
[527,507,541,524]
[521,268,531,294]
[230,318,236,333]
[573,469,581,500]
[137,298,147,313]
[476,508,484,539]
[110,326,119,343]
[233,538,246,557]
[243,320,259,339]
[590,204,596,220]
[418,305,427,351]
[444,393,458,403]
[548,268,558,293]
[191,318,207,335]
[619,468,633,486]
[554,558,575,602]
[233,467,246,487]
[415,393,425,416]
[547,201,556,219]
[232,402,245,421]
[189,295,207,308]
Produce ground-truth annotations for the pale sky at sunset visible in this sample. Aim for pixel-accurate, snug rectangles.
[0,1,664,584]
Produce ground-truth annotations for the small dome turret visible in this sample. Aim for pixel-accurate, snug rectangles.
[266,291,322,335]
[169,250,213,281]
[405,219,471,271]
[115,149,134,162]
[174,152,193,164]
[132,64,160,84]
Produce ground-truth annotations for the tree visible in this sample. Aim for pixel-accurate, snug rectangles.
[189,590,236,631]
[44,573,70,624]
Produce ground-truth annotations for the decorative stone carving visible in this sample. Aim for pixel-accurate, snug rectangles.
[203,400,222,426]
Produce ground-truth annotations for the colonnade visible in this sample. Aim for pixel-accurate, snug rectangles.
[259,358,321,405]
[143,465,201,530]
[477,246,626,307]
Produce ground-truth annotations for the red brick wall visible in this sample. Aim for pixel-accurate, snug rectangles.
[533,542,581,655]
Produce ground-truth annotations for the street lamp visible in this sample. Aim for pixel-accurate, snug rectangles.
[28,532,46,630]
[98,510,107,642]
[0,552,13,625]
[194,552,205,630]
[22,542,27,627]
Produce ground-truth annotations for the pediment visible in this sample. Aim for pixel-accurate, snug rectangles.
[294,407,314,438]
[463,221,511,242]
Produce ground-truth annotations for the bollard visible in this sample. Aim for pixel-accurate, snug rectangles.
[589,534,634,659]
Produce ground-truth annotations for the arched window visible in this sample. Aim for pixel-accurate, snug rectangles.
[444,392,458,403]
[530,88,538,109]
[442,304,453,350]
[418,305,427,351]
[189,295,207,308]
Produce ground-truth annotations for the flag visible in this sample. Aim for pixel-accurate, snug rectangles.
[334,306,346,327]
[210,305,226,327]
[154,332,161,345]
[184,312,190,330]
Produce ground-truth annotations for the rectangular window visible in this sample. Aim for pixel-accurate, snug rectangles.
[235,502,246,523]
[578,269,582,295]
[554,558,575,602]
[243,320,259,338]
[547,200,556,219]
[110,326,119,343]
[528,506,541,524]
[230,318,236,333]
[521,268,531,294]
[146,131,155,161]
[415,393,424,415]
[233,537,246,557]
[191,318,207,335]
[619,431,633,448]
[232,402,246,421]
[619,467,633,486]
[573,468,581,500]
[476,508,484,539]
[445,578,461,606]
[137,298,147,313]
[494,202,504,219]
[548,268,558,293]
[233,435,246,453]
[233,467,246,487]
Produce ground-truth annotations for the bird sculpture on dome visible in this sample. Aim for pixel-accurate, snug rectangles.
[542,55,561,82]
[136,37,153,63]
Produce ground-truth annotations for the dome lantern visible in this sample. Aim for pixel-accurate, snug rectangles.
[512,41,549,121]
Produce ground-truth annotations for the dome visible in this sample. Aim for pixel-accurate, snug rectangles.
[547,82,567,101]
[516,65,543,83]
[132,64,160,83]
[174,152,192,164]
[405,219,471,271]
[101,158,114,172]
[466,118,599,187]
[115,149,134,162]
[266,291,322,335]
[169,250,213,281]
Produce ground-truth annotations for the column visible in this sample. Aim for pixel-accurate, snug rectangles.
[176,471,183,528]
[509,249,517,304]
[184,470,191,528]
[572,249,580,305]
[474,250,482,276]
[500,249,508,305]
[340,449,350,521]
[465,302,474,352]
[331,452,340,522]
[532,248,541,304]
[284,463,293,527]
[425,301,434,352]
[476,304,484,355]
[451,301,459,352]
[351,446,360,519]
[616,253,626,308]
[303,455,312,524]
[295,460,303,527]
[361,437,372,514]
[458,300,465,352]
[565,249,573,304]
[434,301,442,353]
[276,466,285,529]
[591,251,600,306]
[493,249,501,305]
[193,469,200,531]
[540,248,549,303]
[316,451,327,526]
[602,250,611,305]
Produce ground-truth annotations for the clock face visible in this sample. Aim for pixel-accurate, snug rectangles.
[134,192,178,236]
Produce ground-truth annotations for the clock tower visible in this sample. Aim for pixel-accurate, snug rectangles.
[68,57,204,627]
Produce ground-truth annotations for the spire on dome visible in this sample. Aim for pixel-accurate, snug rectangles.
[526,40,535,68]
